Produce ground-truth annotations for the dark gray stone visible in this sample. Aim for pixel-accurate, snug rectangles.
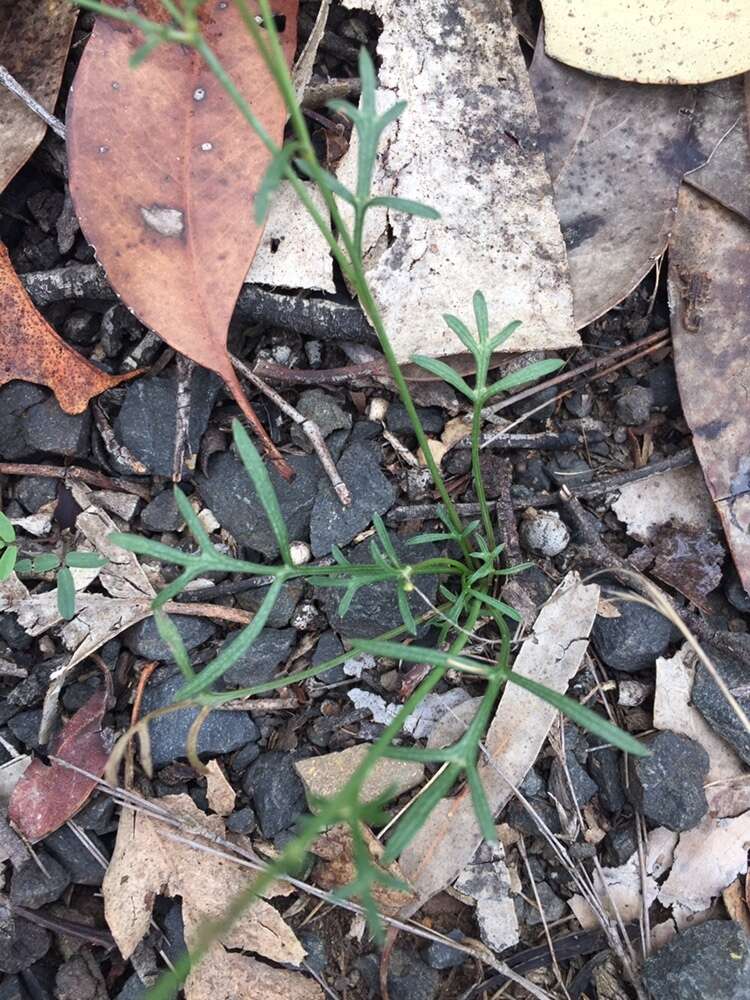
[23,397,90,458]
[197,451,322,558]
[310,441,397,556]
[297,931,327,976]
[45,826,106,885]
[114,973,145,1000]
[643,920,750,1000]
[236,579,303,628]
[724,565,750,614]
[290,389,351,450]
[226,805,256,835]
[386,403,444,438]
[519,384,557,424]
[616,385,654,426]
[0,383,46,460]
[75,794,116,835]
[316,536,438,639]
[357,948,440,1000]
[219,627,296,689]
[422,929,466,970]
[349,419,381,443]
[141,670,259,767]
[647,364,679,412]
[0,975,25,1000]
[692,646,750,765]
[10,850,70,909]
[516,458,551,492]
[0,915,50,974]
[564,391,593,418]
[115,370,221,476]
[526,883,566,926]
[587,744,626,813]
[605,827,638,867]
[15,477,57,514]
[242,751,306,838]
[161,900,186,966]
[140,490,185,533]
[630,731,709,831]
[312,630,346,683]
[592,600,672,672]
[6,709,43,751]
[123,616,215,661]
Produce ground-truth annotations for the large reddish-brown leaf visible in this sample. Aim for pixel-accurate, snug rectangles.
[9,673,113,842]
[668,185,750,596]
[67,1,299,477]
[0,0,77,194]
[0,242,139,412]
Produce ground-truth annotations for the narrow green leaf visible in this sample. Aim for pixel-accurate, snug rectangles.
[178,578,284,698]
[484,359,564,400]
[488,320,522,352]
[130,34,161,67]
[406,532,454,546]
[0,545,17,581]
[472,291,489,343]
[56,566,76,620]
[470,589,521,622]
[326,98,363,125]
[109,532,196,567]
[367,195,440,220]
[14,559,32,575]
[397,587,417,636]
[466,765,498,845]
[357,46,377,115]
[154,610,195,681]
[372,513,398,564]
[173,488,215,552]
[32,553,61,573]
[409,356,475,401]
[232,420,291,565]
[255,143,299,223]
[376,99,407,131]
[152,567,207,609]
[64,552,107,569]
[294,159,356,204]
[442,313,479,356]
[0,512,15,544]
[337,582,359,618]
[382,765,459,863]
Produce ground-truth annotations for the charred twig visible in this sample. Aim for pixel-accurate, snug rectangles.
[302,77,361,109]
[0,461,151,500]
[9,899,115,948]
[254,358,387,388]
[172,354,196,482]
[231,354,351,506]
[92,401,149,476]
[0,65,66,139]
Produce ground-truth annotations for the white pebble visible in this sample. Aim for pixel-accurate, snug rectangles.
[368,397,389,422]
[519,509,570,557]
[289,540,312,566]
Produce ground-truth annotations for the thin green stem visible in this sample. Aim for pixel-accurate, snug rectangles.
[471,354,495,550]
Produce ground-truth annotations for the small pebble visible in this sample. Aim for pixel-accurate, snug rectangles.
[616,384,654,426]
[519,509,570,557]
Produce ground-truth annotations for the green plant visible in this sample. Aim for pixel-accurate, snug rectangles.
[0,509,105,619]
[72,1,647,995]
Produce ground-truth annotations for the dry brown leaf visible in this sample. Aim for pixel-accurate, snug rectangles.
[67,2,299,477]
[0,243,139,412]
[686,77,750,225]
[398,573,599,913]
[0,1,76,192]
[9,674,113,841]
[205,760,236,817]
[530,30,699,329]
[311,824,416,915]
[611,466,717,544]
[668,186,750,595]
[542,1,750,85]
[186,946,323,1000]
[103,793,305,964]
[335,0,577,364]
[659,812,750,913]
[722,878,750,938]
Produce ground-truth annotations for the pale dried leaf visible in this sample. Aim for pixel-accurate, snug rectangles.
[659,812,750,913]
[654,646,744,802]
[10,502,56,538]
[0,755,31,806]
[398,573,599,912]
[454,845,519,952]
[292,0,331,98]
[336,0,577,364]
[295,744,423,806]
[186,946,323,1000]
[426,696,482,750]
[205,760,236,817]
[103,794,305,964]
[669,187,750,594]
[531,27,699,328]
[542,1,750,84]
[246,181,335,292]
[722,878,750,938]
[611,466,717,545]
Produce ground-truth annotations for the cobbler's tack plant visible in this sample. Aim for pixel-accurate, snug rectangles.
[73,1,647,995]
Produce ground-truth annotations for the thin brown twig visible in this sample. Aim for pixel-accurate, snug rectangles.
[172,354,196,482]
[93,401,149,475]
[0,461,151,499]
[0,65,66,138]
[231,354,351,505]
[126,660,158,789]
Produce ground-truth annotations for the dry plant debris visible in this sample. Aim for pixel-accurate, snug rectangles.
[530,29,699,329]
[398,573,600,912]
[67,1,300,477]
[542,0,750,84]
[0,243,139,411]
[335,0,578,363]
[8,674,112,841]
[0,0,76,192]
[668,185,750,595]
[295,743,424,805]
[103,793,319,998]
[204,759,237,817]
